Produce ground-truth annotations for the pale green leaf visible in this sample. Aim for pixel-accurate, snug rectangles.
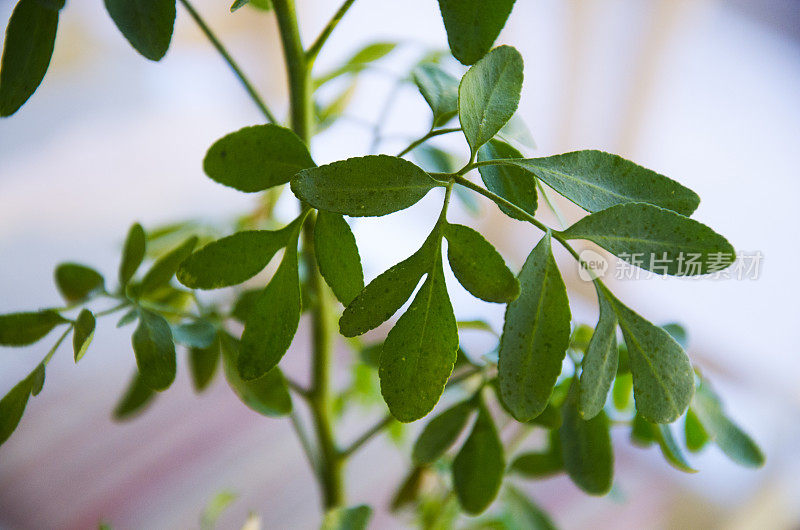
[73,309,96,362]
[104,0,176,61]
[0,310,68,346]
[119,223,146,287]
[477,139,537,220]
[655,423,697,473]
[221,335,292,416]
[200,490,238,530]
[315,42,397,86]
[412,63,459,127]
[173,319,216,349]
[315,211,364,305]
[132,308,176,391]
[54,263,105,303]
[496,113,536,150]
[578,288,618,419]
[438,0,517,65]
[113,371,157,421]
[321,505,372,530]
[412,400,474,464]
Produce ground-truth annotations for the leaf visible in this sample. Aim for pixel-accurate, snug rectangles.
[684,408,709,453]
[131,308,176,391]
[0,0,59,117]
[173,319,216,349]
[117,308,138,328]
[221,335,292,417]
[315,42,397,86]
[140,236,198,293]
[443,223,519,303]
[104,0,176,61]
[612,373,633,410]
[230,0,271,12]
[189,337,221,392]
[578,288,618,419]
[452,402,505,514]
[314,211,364,305]
[412,400,474,464]
[73,309,96,362]
[0,310,68,346]
[559,384,614,495]
[504,486,558,530]
[691,383,764,467]
[0,375,35,446]
[459,45,523,153]
[561,203,735,276]
[380,256,459,422]
[496,113,536,150]
[239,245,301,381]
[498,234,571,421]
[200,490,238,530]
[438,0,517,65]
[292,155,438,217]
[412,144,458,174]
[113,371,157,421]
[487,151,700,215]
[203,125,314,193]
[412,63,459,127]
[119,223,146,287]
[54,263,105,303]
[510,432,563,478]
[654,423,697,473]
[477,139,537,221]
[390,466,426,512]
[630,413,655,447]
[321,505,372,530]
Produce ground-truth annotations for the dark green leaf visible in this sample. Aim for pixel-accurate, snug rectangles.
[221,335,292,417]
[477,139,537,220]
[231,289,261,323]
[0,376,34,446]
[390,466,426,512]
[684,408,709,453]
[315,42,397,86]
[113,371,157,421]
[630,413,655,447]
[510,433,563,479]
[54,263,105,303]
[504,486,557,530]
[315,211,364,305]
[578,288,618,419]
[321,505,372,530]
[28,363,45,396]
[73,309,96,362]
[230,0,271,12]
[412,400,474,464]
[189,337,221,392]
[412,64,459,127]
[132,308,176,391]
[0,310,68,346]
[119,223,146,287]
[173,319,216,348]
[654,423,697,473]
[140,236,198,293]
[529,403,563,429]
[104,0,176,61]
[498,234,571,421]
[438,0,516,65]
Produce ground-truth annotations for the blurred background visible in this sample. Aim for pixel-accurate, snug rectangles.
[1,0,798,528]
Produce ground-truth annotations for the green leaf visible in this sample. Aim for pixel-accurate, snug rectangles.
[292,155,438,217]
[684,408,709,453]
[239,245,301,381]
[104,0,176,61]
[498,234,571,421]
[0,375,35,446]
[119,223,146,288]
[0,0,59,117]
[412,144,458,174]
[221,335,292,417]
[189,337,221,392]
[496,113,536,151]
[73,309,96,362]
[438,0,517,65]
[131,308,176,391]
[691,383,764,467]
[230,0,271,12]
[54,263,105,303]
[316,79,358,132]
[510,433,563,479]
[561,203,735,276]
[452,402,505,514]
[200,490,238,530]
[559,384,614,495]
[412,400,474,464]
[380,255,459,422]
[504,486,558,530]
[654,423,697,473]
[0,310,68,346]
[487,151,700,215]
[578,289,618,419]
[477,139,537,221]
[321,505,372,530]
[443,223,519,303]
[117,308,138,328]
[459,46,523,153]
[315,42,397,86]
[412,63,459,127]
[203,125,314,193]
[113,371,157,421]
[390,466,426,512]
[630,413,655,447]
[315,211,364,305]
[140,236,198,294]
[612,372,633,410]
[173,319,216,349]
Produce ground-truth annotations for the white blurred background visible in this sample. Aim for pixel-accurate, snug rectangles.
[0,0,798,528]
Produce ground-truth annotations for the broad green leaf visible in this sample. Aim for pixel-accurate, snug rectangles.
[0,0,59,117]
[315,211,364,305]
[630,413,655,447]
[173,320,216,348]
[561,203,734,276]
[412,400,474,464]
[498,234,571,421]
[691,383,764,467]
[221,335,292,417]
[578,288,618,419]
[189,337,221,392]
[113,371,157,421]
[412,64,459,127]
[459,46,523,153]
[239,245,301,380]
[119,223,146,287]
[0,310,68,346]
[321,505,372,530]
[73,309,96,362]
[390,466,426,512]
[559,385,614,495]
[486,151,700,215]
[132,308,176,391]
[654,423,697,473]
[477,139,537,221]
[203,125,314,193]
[140,236,198,293]
[292,155,438,217]
[504,486,558,530]
[0,375,35,446]
[104,0,176,61]
[200,490,238,530]
[510,433,563,478]
[452,402,505,514]
[315,42,397,86]
[684,408,709,453]
[230,0,271,12]
[444,223,519,303]
[438,0,517,65]
[54,263,105,303]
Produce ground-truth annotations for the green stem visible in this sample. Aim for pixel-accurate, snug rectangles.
[396,127,462,157]
[306,0,357,63]
[179,0,278,124]
[339,415,393,458]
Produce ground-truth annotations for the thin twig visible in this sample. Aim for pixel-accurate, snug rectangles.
[306,0,357,62]
[396,127,462,157]
[289,411,320,477]
[339,415,393,458]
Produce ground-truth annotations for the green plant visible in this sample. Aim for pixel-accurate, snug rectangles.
[0,0,764,527]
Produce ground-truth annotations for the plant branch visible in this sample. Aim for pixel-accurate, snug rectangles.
[339,414,393,458]
[306,0,357,63]
[396,127,462,157]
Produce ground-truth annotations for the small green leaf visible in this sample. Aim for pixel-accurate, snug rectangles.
[452,402,505,514]
[412,400,474,464]
[562,203,735,276]
[230,0,271,12]
[117,308,138,328]
[221,335,292,417]
[189,337,221,392]
[321,505,372,530]
[504,486,558,530]
[54,263,105,303]
[0,376,34,446]
[0,310,68,347]
[654,423,697,473]
[113,371,157,421]
[412,64,459,127]
[477,139,537,221]
[29,363,45,396]
[390,466,426,512]
[0,0,59,117]
[119,223,146,288]
[140,236,198,293]
[200,490,238,530]
[132,308,176,391]
[315,42,397,86]
[630,413,655,447]
[444,223,519,303]
[498,234,571,421]
[612,373,633,410]
[578,288,618,419]
[315,211,364,305]
[173,319,216,349]
[104,0,176,61]
[438,0,517,65]
[203,125,314,193]
[292,155,438,217]
[510,433,563,479]
[73,309,96,362]
[684,408,709,453]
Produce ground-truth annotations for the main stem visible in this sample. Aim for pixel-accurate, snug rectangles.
[272,0,344,509]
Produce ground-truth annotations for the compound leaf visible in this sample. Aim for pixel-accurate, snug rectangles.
[578,288,618,419]
[477,139,537,220]
[104,0,176,61]
[412,400,474,464]
[0,310,68,346]
[73,309,96,362]
[132,308,176,391]
[315,211,364,305]
[438,0,517,65]
[55,263,105,303]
